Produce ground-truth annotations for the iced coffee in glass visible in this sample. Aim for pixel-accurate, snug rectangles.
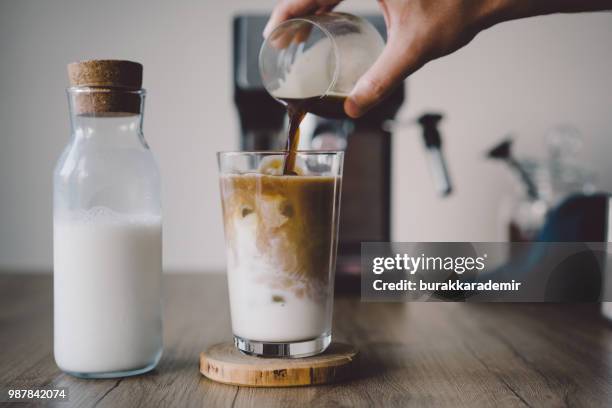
[218,151,343,357]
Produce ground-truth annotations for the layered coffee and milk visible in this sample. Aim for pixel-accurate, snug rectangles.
[220,159,341,342]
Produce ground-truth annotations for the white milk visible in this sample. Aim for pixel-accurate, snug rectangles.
[226,211,332,343]
[54,209,162,375]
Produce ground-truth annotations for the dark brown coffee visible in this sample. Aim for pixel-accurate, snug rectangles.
[280,95,347,175]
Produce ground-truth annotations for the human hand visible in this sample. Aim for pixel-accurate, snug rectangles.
[264,0,516,117]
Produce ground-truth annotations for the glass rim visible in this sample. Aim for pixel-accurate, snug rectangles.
[66,87,146,95]
[258,16,340,100]
[217,150,344,157]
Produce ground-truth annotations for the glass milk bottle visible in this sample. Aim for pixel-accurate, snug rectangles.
[53,60,162,378]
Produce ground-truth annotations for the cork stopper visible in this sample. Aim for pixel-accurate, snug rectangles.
[67,60,143,116]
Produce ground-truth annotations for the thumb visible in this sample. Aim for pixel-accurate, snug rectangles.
[344,37,422,118]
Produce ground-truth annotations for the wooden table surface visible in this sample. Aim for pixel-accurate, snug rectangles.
[1,274,612,407]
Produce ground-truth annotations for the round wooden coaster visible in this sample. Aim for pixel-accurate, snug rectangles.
[200,342,358,387]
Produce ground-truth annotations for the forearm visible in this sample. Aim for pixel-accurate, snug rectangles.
[496,0,612,22]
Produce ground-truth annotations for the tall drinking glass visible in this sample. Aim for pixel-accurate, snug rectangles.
[218,151,343,357]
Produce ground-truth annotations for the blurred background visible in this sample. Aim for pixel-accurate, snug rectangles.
[1,0,612,273]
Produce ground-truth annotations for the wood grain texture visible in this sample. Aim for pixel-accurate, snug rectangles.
[0,274,611,407]
[200,342,358,387]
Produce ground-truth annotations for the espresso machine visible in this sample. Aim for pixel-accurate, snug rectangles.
[233,14,450,292]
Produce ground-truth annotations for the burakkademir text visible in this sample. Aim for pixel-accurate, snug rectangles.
[373,279,522,292]
[372,254,486,275]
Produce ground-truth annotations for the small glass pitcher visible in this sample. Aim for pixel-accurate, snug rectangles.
[259,13,384,104]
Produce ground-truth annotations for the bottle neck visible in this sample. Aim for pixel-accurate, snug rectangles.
[67,87,146,147]
[70,114,145,147]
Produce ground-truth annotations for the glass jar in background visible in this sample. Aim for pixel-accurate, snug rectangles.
[504,160,552,243]
[499,126,596,243]
[53,60,162,378]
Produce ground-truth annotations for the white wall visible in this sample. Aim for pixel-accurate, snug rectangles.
[1,1,611,273]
